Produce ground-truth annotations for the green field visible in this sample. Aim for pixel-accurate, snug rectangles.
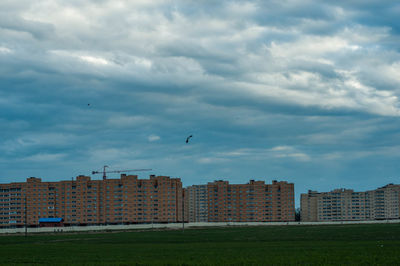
[1,224,400,265]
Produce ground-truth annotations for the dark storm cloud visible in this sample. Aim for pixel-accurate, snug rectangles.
[0,0,399,201]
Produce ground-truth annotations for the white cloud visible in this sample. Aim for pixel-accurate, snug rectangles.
[217,146,311,162]
[25,153,66,162]
[50,50,111,66]
[197,157,229,164]
[0,46,12,54]
[270,146,292,152]
[148,134,160,142]
[79,55,109,65]
[268,36,354,58]
[270,146,311,162]
[1,0,400,189]
[2,133,79,152]
[11,0,399,117]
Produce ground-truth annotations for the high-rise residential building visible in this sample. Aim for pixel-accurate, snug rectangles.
[301,184,400,222]
[0,174,183,227]
[185,180,295,222]
[0,175,295,227]
[184,185,208,222]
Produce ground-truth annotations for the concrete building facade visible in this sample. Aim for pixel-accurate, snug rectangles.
[184,185,208,222]
[0,175,295,227]
[301,184,400,222]
[0,174,183,227]
[185,180,295,222]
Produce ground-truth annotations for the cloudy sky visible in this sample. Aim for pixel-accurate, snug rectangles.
[1,0,399,205]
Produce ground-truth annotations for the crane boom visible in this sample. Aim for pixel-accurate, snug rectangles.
[92,165,152,180]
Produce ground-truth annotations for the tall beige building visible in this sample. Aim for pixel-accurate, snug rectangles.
[301,184,400,221]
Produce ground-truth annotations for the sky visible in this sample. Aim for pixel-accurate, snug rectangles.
[1,0,399,206]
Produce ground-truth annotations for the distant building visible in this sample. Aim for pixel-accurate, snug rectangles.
[185,180,295,222]
[0,174,183,227]
[184,185,208,222]
[301,184,400,221]
[0,175,295,227]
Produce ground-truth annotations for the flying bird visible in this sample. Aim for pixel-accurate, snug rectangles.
[186,135,193,143]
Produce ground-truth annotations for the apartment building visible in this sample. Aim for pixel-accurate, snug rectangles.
[301,184,400,221]
[185,180,295,222]
[0,174,183,227]
[184,185,208,222]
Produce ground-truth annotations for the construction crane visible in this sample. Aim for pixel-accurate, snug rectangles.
[92,165,152,180]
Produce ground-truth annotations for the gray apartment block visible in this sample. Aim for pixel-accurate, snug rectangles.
[185,185,208,222]
[301,184,400,222]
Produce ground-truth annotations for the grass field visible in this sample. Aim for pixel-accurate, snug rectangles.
[1,223,400,265]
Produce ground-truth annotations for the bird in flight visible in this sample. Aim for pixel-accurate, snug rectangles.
[186,135,193,143]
